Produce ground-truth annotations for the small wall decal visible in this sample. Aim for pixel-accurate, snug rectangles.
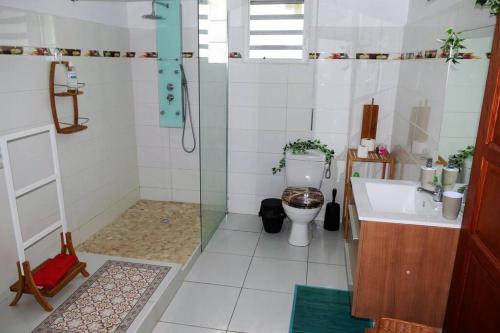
[308,52,320,59]
[60,48,81,56]
[0,46,23,55]
[229,51,242,58]
[356,53,389,60]
[85,50,101,57]
[140,51,158,58]
[23,47,51,56]
[425,50,437,58]
[324,52,349,59]
[103,50,120,57]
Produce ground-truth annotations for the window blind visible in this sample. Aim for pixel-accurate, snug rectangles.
[198,0,209,58]
[248,0,305,60]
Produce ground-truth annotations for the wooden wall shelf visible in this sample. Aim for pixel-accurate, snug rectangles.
[342,148,395,238]
[58,124,88,134]
[49,61,87,134]
[54,91,84,97]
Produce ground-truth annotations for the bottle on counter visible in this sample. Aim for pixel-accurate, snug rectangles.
[443,158,459,191]
[420,158,436,191]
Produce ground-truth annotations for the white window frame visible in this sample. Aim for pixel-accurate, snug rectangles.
[243,0,312,64]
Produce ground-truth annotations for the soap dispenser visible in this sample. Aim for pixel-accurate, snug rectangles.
[420,158,436,191]
[66,63,78,92]
[443,158,459,191]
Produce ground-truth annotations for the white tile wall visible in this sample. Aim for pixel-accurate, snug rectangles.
[128,0,200,202]
[227,0,407,217]
[126,0,410,218]
[0,7,139,299]
[128,0,201,204]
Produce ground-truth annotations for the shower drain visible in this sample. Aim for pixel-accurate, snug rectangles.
[160,218,171,225]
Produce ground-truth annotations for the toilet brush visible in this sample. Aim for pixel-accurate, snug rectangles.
[324,188,340,231]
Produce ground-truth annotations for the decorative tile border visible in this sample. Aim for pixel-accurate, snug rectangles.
[303,50,485,61]
[0,46,184,59]
[0,45,487,61]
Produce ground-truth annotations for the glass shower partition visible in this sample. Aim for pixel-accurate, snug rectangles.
[198,0,228,249]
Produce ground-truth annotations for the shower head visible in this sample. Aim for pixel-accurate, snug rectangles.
[142,0,165,20]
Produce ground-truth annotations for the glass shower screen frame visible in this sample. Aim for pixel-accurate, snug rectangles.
[198,0,229,249]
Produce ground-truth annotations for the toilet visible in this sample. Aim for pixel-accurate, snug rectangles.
[281,150,325,246]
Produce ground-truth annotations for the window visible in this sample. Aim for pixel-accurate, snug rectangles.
[247,0,306,60]
[199,0,209,58]
[199,0,227,63]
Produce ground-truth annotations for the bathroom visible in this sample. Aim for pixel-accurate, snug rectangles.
[0,0,498,332]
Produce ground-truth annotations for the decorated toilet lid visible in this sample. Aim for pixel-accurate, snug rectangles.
[282,187,324,209]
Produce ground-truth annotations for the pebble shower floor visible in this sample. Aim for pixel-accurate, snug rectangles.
[78,200,200,264]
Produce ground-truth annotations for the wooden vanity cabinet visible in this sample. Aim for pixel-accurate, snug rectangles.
[351,219,459,328]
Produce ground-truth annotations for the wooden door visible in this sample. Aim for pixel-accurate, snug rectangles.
[443,17,500,333]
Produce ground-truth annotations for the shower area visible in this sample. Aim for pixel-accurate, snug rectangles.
[78,0,228,265]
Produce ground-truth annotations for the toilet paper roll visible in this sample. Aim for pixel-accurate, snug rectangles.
[357,145,369,158]
[361,138,376,152]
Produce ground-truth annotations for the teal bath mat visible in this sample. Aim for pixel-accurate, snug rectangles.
[290,285,372,333]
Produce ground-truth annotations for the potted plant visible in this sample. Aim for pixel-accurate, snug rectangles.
[476,0,499,15]
[438,28,466,64]
[450,145,475,183]
[272,139,335,178]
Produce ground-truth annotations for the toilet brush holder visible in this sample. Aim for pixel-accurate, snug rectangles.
[324,189,340,231]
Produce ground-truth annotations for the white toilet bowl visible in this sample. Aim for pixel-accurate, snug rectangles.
[282,203,321,246]
[282,187,324,246]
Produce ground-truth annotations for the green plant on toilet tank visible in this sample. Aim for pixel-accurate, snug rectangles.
[272,139,335,174]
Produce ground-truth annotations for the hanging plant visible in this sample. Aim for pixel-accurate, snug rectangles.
[476,0,499,15]
[438,28,466,64]
[272,139,335,174]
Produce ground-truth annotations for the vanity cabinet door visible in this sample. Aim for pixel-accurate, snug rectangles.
[352,221,459,327]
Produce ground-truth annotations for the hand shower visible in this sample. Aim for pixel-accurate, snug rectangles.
[180,64,196,153]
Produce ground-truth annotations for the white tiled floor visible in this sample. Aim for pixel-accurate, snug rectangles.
[156,213,347,333]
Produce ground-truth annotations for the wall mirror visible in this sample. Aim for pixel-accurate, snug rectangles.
[438,25,494,185]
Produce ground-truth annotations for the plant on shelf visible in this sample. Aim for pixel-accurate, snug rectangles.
[476,0,499,15]
[272,139,335,175]
[438,28,466,64]
[450,145,475,168]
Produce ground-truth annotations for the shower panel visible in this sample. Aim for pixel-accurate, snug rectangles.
[155,0,183,128]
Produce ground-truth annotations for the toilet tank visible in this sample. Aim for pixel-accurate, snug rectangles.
[285,150,326,188]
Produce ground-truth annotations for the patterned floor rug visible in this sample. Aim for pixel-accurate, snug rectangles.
[33,260,170,333]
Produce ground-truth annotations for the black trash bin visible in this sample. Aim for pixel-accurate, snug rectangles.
[259,198,286,233]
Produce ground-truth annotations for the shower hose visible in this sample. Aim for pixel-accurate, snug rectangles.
[180,64,196,153]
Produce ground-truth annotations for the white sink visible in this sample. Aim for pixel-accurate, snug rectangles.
[351,178,462,228]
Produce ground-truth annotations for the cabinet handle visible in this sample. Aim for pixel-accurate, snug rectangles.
[310,108,314,131]
[348,205,360,241]
[405,270,411,275]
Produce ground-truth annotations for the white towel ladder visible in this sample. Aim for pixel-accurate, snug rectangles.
[0,125,68,275]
